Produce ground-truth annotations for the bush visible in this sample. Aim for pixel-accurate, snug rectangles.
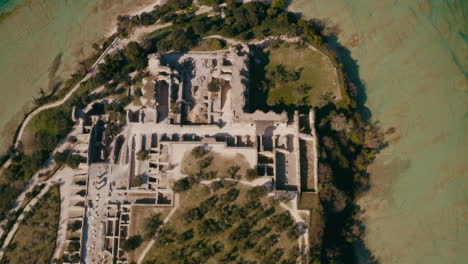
[191,146,207,158]
[270,212,295,231]
[208,78,220,92]
[67,220,82,232]
[200,156,213,169]
[67,241,80,252]
[136,150,149,160]
[132,174,144,186]
[221,188,240,202]
[70,253,80,263]
[245,168,258,181]
[54,151,86,169]
[121,235,143,252]
[247,186,268,201]
[144,214,164,238]
[134,87,143,97]
[271,0,286,9]
[173,177,192,192]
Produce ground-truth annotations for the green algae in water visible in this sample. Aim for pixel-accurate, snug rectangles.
[289,0,468,263]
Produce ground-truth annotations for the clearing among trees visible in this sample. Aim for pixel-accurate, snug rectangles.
[263,43,341,107]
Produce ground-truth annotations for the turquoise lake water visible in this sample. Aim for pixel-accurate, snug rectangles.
[0,0,467,263]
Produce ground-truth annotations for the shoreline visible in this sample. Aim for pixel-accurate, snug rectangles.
[0,0,164,157]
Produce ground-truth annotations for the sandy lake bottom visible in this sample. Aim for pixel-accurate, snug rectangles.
[290,0,467,263]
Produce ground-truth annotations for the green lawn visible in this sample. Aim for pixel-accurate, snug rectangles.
[265,43,341,107]
[3,185,61,264]
[143,183,301,264]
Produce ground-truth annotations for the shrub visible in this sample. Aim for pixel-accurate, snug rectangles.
[208,78,220,92]
[67,241,80,252]
[132,174,144,186]
[191,146,207,158]
[144,214,163,238]
[270,212,295,231]
[247,186,268,201]
[134,87,143,97]
[271,0,286,9]
[136,150,149,160]
[200,156,213,169]
[173,177,192,192]
[121,235,143,252]
[221,188,240,202]
[67,220,82,232]
[245,168,258,181]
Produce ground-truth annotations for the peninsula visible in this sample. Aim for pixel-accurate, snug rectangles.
[0,1,384,263]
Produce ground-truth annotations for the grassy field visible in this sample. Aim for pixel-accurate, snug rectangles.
[128,206,172,263]
[298,192,323,257]
[143,183,301,264]
[2,185,61,264]
[191,38,227,51]
[181,150,252,180]
[265,43,341,107]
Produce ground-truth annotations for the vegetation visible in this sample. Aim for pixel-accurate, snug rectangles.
[1,185,60,264]
[245,168,258,181]
[136,150,149,160]
[207,78,221,93]
[260,43,340,107]
[144,213,164,238]
[131,174,144,187]
[67,220,82,232]
[121,235,143,252]
[54,151,87,169]
[143,184,302,264]
[192,38,225,51]
[182,149,252,181]
[0,1,383,263]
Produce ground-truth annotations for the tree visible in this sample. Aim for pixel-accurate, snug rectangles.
[177,228,194,242]
[271,0,286,9]
[173,177,192,192]
[144,214,163,238]
[247,186,268,201]
[66,155,86,169]
[136,150,149,160]
[221,188,240,202]
[132,174,144,186]
[245,168,258,181]
[271,212,295,231]
[134,87,143,97]
[208,78,220,92]
[69,253,80,263]
[226,166,240,179]
[67,241,80,252]
[191,146,207,158]
[67,220,82,232]
[200,156,213,169]
[124,42,144,67]
[121,235,143,252]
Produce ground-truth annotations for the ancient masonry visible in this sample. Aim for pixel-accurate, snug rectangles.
[60,44,317,264]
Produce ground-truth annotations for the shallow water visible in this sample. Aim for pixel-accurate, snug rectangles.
[0,0,155,154]
[289,0,467,263]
